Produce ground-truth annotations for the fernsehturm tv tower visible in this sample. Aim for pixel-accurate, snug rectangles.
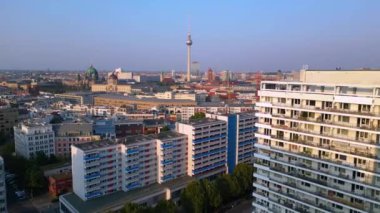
[186,32,192,82]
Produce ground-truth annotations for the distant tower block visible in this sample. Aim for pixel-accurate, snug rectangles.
[186,33,192,82]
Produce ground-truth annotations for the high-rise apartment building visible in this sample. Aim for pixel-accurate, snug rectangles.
[0,156,6,213]
[253,70,380,213]
[176,119,227,178]
[206,113,257,173]
[71,132,187,201]
[14,120,55,159]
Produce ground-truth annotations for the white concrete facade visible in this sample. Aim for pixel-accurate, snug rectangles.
[253,80,380,213]
[14,121,55,159]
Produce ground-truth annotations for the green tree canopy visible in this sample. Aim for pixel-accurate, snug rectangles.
[215,174,242,202]
[233,163,254,194]
[154,200,176,213]
[189,112,206,121]
[201,179,222,211]
[180,180,206,213]
[26,165,45,198]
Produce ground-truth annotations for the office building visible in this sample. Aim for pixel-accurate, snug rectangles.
[53,121,101,157]
[206,113,257,173]
[252,69,380,213]
[14,120,55,159]
[176,119,227,178]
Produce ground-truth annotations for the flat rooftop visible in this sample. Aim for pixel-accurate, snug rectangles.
[60,175,194,213]
[94,94,195,103]
[179,118,226,126]
[122,131,186,145]
[72,140,117,151]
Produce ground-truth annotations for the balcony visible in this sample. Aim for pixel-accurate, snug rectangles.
[270,123,379,146]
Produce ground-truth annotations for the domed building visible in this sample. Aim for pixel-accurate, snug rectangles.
[82,65,99,88]
[91,71,132,93]
[84,65,99,81]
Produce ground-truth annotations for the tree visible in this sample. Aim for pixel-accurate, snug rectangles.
[154,200,176,213]
[233,163,254,195]
[34,151,49,166]
[190,112,205,121]
[122,203,153,213]
[215,174,241,202]
[161,125,170,132]
[180,180,206,213]
[26,165,45,198]
[201,179,222,211]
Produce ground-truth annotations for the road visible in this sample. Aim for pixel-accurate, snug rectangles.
[225,199,252,213]
[6,180,38,213]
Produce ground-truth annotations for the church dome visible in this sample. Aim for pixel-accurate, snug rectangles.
[85,65,99,81]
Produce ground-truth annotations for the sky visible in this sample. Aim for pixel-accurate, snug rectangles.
[0,0,379,72]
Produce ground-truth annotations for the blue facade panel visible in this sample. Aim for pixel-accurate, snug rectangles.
[227,114,237,174]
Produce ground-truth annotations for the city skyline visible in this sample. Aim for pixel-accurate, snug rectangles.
[1,1,380,71]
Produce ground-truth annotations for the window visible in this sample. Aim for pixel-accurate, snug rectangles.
[361,118,370,125]
[335,154,347,161]
[293,99,301,105]
[340,103,350,110]
[357,159,367,165]
[306,100,316,106]
[334,179,345,185]
[336,192,344,198]
[332,203,343,210]
[321,163,328,169]
[338,116,350,123]
[355,185,364,190]
[278,98,286,103]
[301,182,311,187]
[337,129,348,136]
[358,131,369,139]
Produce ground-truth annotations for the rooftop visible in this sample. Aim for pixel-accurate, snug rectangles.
[72,140,117,151]
[60,175,194,213]
[122,131,186,145]
[179,118,226,126]
[94,94,195,103]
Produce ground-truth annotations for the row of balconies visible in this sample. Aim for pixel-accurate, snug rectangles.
[268,133,380,160]
[255,141,380,178]
[258,152,380,187]
[268,164,380,203]
[266,123,380,145]
[255,172,369,212]
[268,111,380,133]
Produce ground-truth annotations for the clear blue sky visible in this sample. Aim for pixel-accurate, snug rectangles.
[0,0,379,71]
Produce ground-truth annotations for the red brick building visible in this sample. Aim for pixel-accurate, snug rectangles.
[48,173,72,197]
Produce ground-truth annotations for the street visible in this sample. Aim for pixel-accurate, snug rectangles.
[225,199,252,213]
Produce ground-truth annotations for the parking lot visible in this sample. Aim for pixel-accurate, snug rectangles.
[5,172,38,213]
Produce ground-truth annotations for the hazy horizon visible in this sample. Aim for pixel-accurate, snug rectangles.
[1,0,379,71]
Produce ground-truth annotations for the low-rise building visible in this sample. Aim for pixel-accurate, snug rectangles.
[53,121,100,157]
[49,172,72,197]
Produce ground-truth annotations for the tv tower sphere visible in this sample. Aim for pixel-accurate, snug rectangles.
[186,33,192,46]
